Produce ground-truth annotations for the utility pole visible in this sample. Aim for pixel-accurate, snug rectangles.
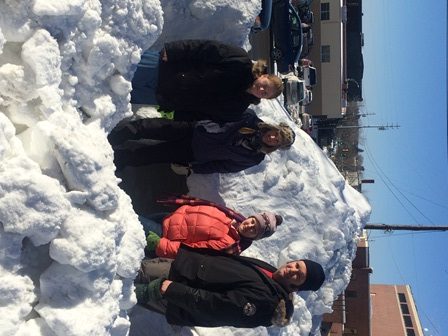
[365,223,448,232]
[336,124,400,130]
[318,124,400,131]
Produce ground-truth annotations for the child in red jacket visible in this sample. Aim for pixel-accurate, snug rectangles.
[140,195,282,258]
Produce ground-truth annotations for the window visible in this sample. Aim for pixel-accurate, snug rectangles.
[321,3,330,20]
[321,45,331,62]
[406,329,416,336]
[403,315,413,328]
[401,303,410,314]
[346,290,357,298]
[398,293,407,303]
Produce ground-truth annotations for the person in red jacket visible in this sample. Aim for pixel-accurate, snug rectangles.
[140,195,283,258]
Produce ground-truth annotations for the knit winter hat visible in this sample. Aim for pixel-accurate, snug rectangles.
[252,212,283,240]
[278,123,296,149]
[297,259,325,291]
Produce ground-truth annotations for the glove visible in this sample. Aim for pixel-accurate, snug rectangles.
[146,231,161,252]
[170,163,192,176]
[135,277,165,304]
[148,277,165,301]
[135,283,150,304]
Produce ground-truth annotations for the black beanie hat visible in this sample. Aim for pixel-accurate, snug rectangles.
[297,259,325,291]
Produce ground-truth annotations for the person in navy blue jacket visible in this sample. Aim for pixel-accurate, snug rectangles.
[108,109,295,174]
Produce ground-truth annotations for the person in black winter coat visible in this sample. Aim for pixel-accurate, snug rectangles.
[131,39,283,122]
[108,109,296,174]
[134,245,325,328]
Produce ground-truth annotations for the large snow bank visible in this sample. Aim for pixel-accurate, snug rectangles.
[0,0,370,335]
[0,0,163,335]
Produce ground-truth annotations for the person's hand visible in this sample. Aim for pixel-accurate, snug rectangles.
[160,280,172,295]
[161,49,168,62]
[146,231,161,252]
[134,277,167,304]
[170,163,192,176]
[147,277,166,301]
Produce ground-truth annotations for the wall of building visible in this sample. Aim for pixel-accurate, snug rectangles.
[371,285,424,336]
[322,232,372,336]
[308,0,345,119]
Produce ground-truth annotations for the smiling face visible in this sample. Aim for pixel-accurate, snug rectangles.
[272,260,308,291]
[249,75,276,99]
[262,129,281,147]
[237,217,260,239]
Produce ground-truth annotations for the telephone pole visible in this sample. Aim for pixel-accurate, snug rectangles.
[336,124,400,130]
[365,223,448,232]
[318,124,400,131]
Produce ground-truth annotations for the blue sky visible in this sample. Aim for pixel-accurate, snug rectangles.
[361,1,447,335]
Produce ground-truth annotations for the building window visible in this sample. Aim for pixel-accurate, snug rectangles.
[398,293,407,303]
[403,315,413,328]
[343,328,358,335]
[346,290,357,298]
[321,3,330,20]
[401,303,410,314]
[321,45,331,62]
[406,329,416,336]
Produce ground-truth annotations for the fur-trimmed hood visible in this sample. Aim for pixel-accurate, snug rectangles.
[271,294,294,327]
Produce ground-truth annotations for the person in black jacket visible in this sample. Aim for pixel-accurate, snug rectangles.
[131,39,283,122]
[108,109,295,173]
[134,245,325,328]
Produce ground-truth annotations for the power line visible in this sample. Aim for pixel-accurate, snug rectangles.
[365,146,435,224]
[364,145,422,223]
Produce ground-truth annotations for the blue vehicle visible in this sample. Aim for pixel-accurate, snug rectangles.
[270,1,303,73]
[251,0,273,33]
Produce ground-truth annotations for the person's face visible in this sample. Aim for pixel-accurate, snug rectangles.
[251,75,276,99]
[272,260,307,291]
[237,217,260,239]
[262,129,281,147]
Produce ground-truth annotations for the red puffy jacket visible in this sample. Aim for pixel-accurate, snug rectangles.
[156,205,241,258]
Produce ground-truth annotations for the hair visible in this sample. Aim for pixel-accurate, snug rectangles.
[266,74,284,98]
[252,60,284,99]
[257,122,296,154]
[252,59,268,77]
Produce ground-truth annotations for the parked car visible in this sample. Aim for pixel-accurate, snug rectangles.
[300,112,313,134]
[300,31,313,58]
[251,0,273,33]
[270,1,303,73]
[301,65,317,88]
[281,72,306,105]
[291,0,313,9]
[299,8,314,24]
[299,88,313,106]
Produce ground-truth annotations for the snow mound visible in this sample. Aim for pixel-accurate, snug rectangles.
[0,1,163,335]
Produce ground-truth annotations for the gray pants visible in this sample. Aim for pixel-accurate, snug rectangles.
[140,258,173,281]
[137,258,173,316]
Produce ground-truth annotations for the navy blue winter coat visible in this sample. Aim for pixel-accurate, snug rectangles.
[191,109,266,174]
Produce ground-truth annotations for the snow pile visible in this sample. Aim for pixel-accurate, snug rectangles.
[0,0,162,335]
[0,0,370,335]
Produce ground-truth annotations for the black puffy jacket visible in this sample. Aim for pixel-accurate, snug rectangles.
[163,245,294,328]
[157,39,260,122]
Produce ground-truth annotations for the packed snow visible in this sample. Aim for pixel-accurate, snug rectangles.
[0,1,370,336]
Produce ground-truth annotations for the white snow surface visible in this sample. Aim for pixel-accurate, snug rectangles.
[0,1,370,336]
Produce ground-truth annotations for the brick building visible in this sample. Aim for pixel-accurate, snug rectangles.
[320,232,424,336]
[371,285,424,336]
[321,232,372,335]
